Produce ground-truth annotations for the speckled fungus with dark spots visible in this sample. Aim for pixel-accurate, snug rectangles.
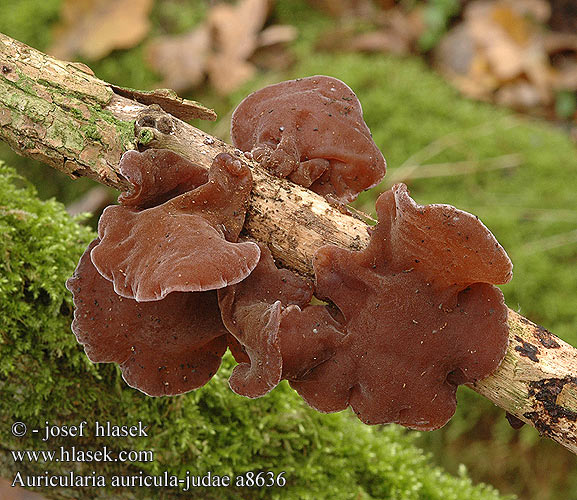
[66,149,259,395]
[67,240,229,396]
[290,183,512,429]
[231,75,387,202]
[218,243,343,398]
[90,150,260,302]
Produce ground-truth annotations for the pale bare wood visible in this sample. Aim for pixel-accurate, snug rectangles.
[1,32,576,454]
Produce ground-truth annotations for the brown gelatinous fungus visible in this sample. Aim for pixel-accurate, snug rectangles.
[291,183,512,429]
[66,241,228,396]
[118,149,209,209]
[230,75,386,202]
[219,243,343,397]
[90,151,260,301]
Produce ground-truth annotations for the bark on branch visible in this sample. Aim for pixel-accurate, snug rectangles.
[2,32,576,454]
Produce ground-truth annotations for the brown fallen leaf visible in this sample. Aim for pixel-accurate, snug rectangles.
[258,25,298,48]
[207,0,270,94]
[50,0,153,61]
[315,7,423,56]
[252,25,297,71]
[550,0,577,33]
[545,32,577,92]
[306,0,375,18]
[146,0,295,95]
[435,0,555,109]
[146,25,211,93]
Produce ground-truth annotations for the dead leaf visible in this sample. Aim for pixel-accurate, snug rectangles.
[50,0,153,61]
[251,44,296,71]
[258,25,298,48]
[146,25,211,93]
[550,0,577,33]
[495,81,544,109]
[146,0,295,95]
[306,0,375,18]
[252,25,297,71]
[207,0,270,94]
[315,7,423,56]
[209,0,270,61]
[435,0,555,109]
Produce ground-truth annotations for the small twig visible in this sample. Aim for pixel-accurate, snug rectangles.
[523,228,577,255]
[385,153,522,187]
[66,186,114,216]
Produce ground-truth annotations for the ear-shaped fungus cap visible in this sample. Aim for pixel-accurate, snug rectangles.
[231,75,386,202]
[90,151,260,302]
[218,243,343,397]
[66,240,228,396]
[291,183,512,429]
[118,149,209,209]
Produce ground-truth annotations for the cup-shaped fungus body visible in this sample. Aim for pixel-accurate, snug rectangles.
[90,151,260,302]
[291,184,512,430]
[118,149,209,209]
[66,240,228,396]
[219,243,343,397]
[67,149,260,396]
[231,75,386,202]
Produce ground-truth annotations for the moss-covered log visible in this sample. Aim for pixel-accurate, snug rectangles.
[1,31,577,456]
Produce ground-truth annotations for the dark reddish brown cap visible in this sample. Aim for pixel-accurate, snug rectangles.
[118,149,209,209]
[218,243,315,397]
[66,240,228,396]
[291,183,512,429]
[231,75,386,202]
[90,152,260,302]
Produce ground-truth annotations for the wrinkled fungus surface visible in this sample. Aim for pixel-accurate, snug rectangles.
[91,151,260,302]
[291,183,512,429]
[66,241,228,396]
[219,243,313,397]
[231,75,386,202]
[66,149,259,396]
[219,243,345,397]
[67,77,513,430]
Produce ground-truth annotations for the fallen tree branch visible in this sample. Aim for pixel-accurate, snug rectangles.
[2,32,576,454]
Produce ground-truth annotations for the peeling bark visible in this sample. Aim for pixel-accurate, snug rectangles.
[1,32,577,454]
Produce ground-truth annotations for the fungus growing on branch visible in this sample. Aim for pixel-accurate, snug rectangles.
[231,75,387,202]
[218,243,343,397]
[67,149,259,395]
[65,77,513,433]
[290,184,512,429]
[66,240,229,396]
[90,150,260,301]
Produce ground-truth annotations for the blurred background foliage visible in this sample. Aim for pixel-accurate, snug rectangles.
[1,0,576,499]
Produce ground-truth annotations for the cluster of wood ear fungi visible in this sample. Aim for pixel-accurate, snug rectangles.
[67,76,512,430]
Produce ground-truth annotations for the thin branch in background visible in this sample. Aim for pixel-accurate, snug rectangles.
[396,117,518,169]
[385,153,522,187]
[66,186,115,217]
[523,228,577,255]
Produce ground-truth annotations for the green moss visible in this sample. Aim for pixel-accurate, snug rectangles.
[0,162,510,499]
[137,128,155,146]
[0,0,62,50]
